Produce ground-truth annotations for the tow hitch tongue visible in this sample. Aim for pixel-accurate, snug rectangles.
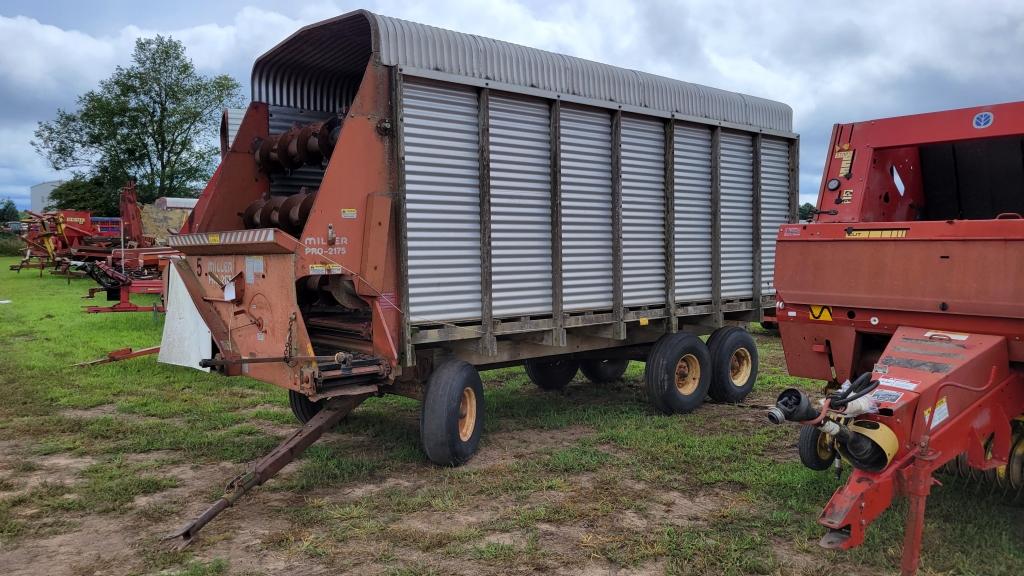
[165,394,369,545]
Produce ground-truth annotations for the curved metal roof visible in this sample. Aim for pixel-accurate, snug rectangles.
[253,9,793,134]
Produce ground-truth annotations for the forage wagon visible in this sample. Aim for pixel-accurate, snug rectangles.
[159,10,797,539]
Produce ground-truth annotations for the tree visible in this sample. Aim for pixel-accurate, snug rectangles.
[47,175,119,215]
[0,198,18,222]
[33,35,242,208]
[799,202,816,222]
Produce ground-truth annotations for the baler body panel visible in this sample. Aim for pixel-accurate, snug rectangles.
[774,100,1024,574]
[777,102,1024,382]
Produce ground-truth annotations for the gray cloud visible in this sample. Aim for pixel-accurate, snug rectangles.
[1,0,1022,208]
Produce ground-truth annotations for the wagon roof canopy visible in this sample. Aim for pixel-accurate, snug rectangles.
[252,9,794,134]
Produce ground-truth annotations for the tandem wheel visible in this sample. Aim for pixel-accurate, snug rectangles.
[420,359,485,466]
[580,359,630,384]
[706,326,759,403]
[644,333,712,415]
[524,357,580,390]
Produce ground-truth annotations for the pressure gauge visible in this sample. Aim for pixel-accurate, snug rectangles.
[826,178,841,191]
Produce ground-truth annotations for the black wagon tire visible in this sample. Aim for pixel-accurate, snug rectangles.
[705,326,731,353]
[580,359,629,384]
[289,390,322,424]
[707,327,759,403]
[420,359,485,466]
[644,333,712,415]
[799,426,836,471]
[524,357,580,390]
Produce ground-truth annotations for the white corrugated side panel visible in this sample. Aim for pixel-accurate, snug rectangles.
[490,94,553,317]
[760,137,791,296]
[673,124,713,302]
[560,106,613,311]
[720,131,755,299]
[621,116,666,306]
[226,107,245,148]
[402,80,482,323]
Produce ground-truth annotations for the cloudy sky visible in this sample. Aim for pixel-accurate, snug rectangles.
[2,0,1023,208]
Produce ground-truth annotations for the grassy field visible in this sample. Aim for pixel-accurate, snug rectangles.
[0,256,1021,576]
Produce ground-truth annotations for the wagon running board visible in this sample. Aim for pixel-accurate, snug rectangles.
[165,394,369,545]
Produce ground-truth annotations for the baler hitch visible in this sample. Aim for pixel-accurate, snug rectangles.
[165,394,369,546]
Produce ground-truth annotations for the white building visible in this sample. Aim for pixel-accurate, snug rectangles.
[30,180,63,212]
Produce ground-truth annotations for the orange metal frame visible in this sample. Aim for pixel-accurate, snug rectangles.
[173,62,400,396]
[775,101,1024,575]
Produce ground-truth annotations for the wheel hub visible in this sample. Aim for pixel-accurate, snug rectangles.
[674,354,701,395]
[730,347,752,387]
[458,386,477,442]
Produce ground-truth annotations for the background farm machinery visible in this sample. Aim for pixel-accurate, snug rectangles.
[9,181,182,313]
[769,101,1024,575]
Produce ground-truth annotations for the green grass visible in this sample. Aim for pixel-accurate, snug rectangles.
[2,256,1023,575]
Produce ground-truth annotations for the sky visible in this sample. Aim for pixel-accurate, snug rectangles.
[1,0,1023,209]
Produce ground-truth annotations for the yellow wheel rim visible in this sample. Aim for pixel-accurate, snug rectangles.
[730,347,752,387]
[816,431,834,461]
[458,387,477,442]
[674,354,701,395]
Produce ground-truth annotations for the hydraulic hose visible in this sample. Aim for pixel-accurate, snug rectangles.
[829,372,878,410]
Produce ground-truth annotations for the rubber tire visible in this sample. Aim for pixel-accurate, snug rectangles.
[420,359,485,466]
[289,390,322,424]
[580,359,629,384]
[707,327,759,403]
[524,357,580,390]
[704,326,732,355]
[644,333,712,415]
[799,426,836,471]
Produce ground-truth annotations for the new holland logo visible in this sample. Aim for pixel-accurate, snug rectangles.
[972,111,994,129]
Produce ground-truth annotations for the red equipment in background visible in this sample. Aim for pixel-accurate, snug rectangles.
[10,181,182,313]
[10,210,122,274]
[770,101,1024,575]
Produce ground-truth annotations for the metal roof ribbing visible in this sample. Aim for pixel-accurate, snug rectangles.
[252,9,793,133]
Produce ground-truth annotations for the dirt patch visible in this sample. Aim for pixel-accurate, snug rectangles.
[244,419,295,438]
[647,488,730,526]
[133,460,238,510]
[59,404,118,419]
[0,450,96,497]
[0,515,139,576]
[340,476,420,500]
[398,507,499,533]
[552,559,667,576]
[465,425,594,469]
[771,538,826,575]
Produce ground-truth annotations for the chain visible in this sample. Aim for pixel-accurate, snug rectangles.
[284,312,296,365]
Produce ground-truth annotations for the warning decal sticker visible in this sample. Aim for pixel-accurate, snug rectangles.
[871,389,903,404]
[809,305,833,321]
[924,397,950,429]
[878,377,919,391]
[845,228,908,239]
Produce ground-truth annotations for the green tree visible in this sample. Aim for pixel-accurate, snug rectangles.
[0,198,19,222]
[46,175,119,215]
[33,35,242,208]
[799,202,816,221]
